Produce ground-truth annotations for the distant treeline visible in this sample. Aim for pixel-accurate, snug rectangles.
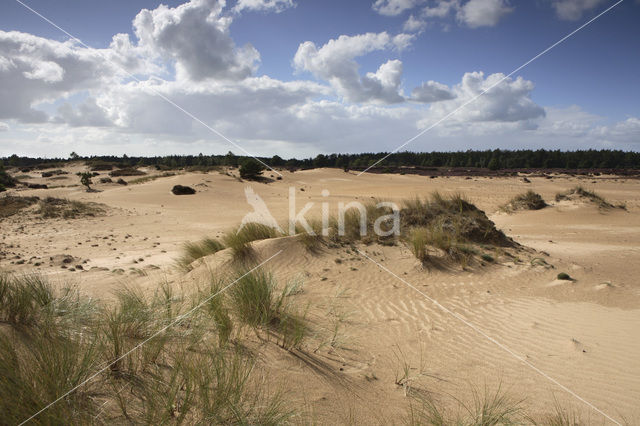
[2,149,640,172]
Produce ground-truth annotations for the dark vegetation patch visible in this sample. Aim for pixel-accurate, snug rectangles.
[26,183,48,189]
[502,190,547,212]
[36,197,106,219]
[0,195,39,218]
[109,168,146,177]
[41,169,67,178]
[171,184,196,195]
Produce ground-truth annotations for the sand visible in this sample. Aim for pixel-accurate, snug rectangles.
[1,165,639,424]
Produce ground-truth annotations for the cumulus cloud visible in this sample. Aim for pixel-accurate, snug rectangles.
[411,80,456,103]
[0,31,120,123]
[233,0,296,13]
[456,0,513,28]
[133,0,259,81]
[0,122,8,132]
[425,71,545,125]
[293,32,413,104]
[551,0,606,20]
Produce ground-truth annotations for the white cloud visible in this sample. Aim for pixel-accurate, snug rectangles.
[424,71,545,125]
[552,0,606,20]
[403,14,427,32]
[293,32,413,104]
[457,0,513,28]
[422,0,460,18]
[0,122,8,132]
[411,80,456,103]
[233,0,296,13]
[133,0,259,81]
[0,30,120,123]
[372,0,426,16]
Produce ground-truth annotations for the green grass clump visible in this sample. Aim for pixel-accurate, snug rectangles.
[481,253,495,263]
[177,237,225,271]
[223,222,279,262]
[228,270,307,350]
[502,190,547,212]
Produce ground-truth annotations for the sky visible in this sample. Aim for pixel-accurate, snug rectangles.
[0,0,639,159]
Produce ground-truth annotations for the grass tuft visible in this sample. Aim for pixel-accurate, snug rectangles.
[502,190,547,212]
[555,186,625,210]
[177,237,225,271]
[223,222,279,263]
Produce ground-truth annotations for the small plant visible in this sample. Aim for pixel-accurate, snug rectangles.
[557,272,572,280]
[481,253,495,263]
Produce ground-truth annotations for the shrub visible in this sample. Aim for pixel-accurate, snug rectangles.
[171,184,196,195]
[239,159,265,180]
[557,272,572,280]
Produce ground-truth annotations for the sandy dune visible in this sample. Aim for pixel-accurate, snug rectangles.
[2,166,639,424]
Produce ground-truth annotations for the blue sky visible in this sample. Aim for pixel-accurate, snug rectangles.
[0,0,638,158]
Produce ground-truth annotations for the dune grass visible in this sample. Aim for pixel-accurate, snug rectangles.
[0,271,299,424]
[223,222,280,262]
[227,270,308,350]
[555,186,625,210]
[501,190,547,212]
[401,192,511,267]
[177,237,225,271]
[406,384,526,426]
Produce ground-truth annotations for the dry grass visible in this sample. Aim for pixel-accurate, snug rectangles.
[128,172,176,185]
[0,195,39,218]
[555,186,625,210]
[406,384,526,425]
[36,197,106,219]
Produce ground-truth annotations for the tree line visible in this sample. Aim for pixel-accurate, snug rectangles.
[2,149,640,172]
